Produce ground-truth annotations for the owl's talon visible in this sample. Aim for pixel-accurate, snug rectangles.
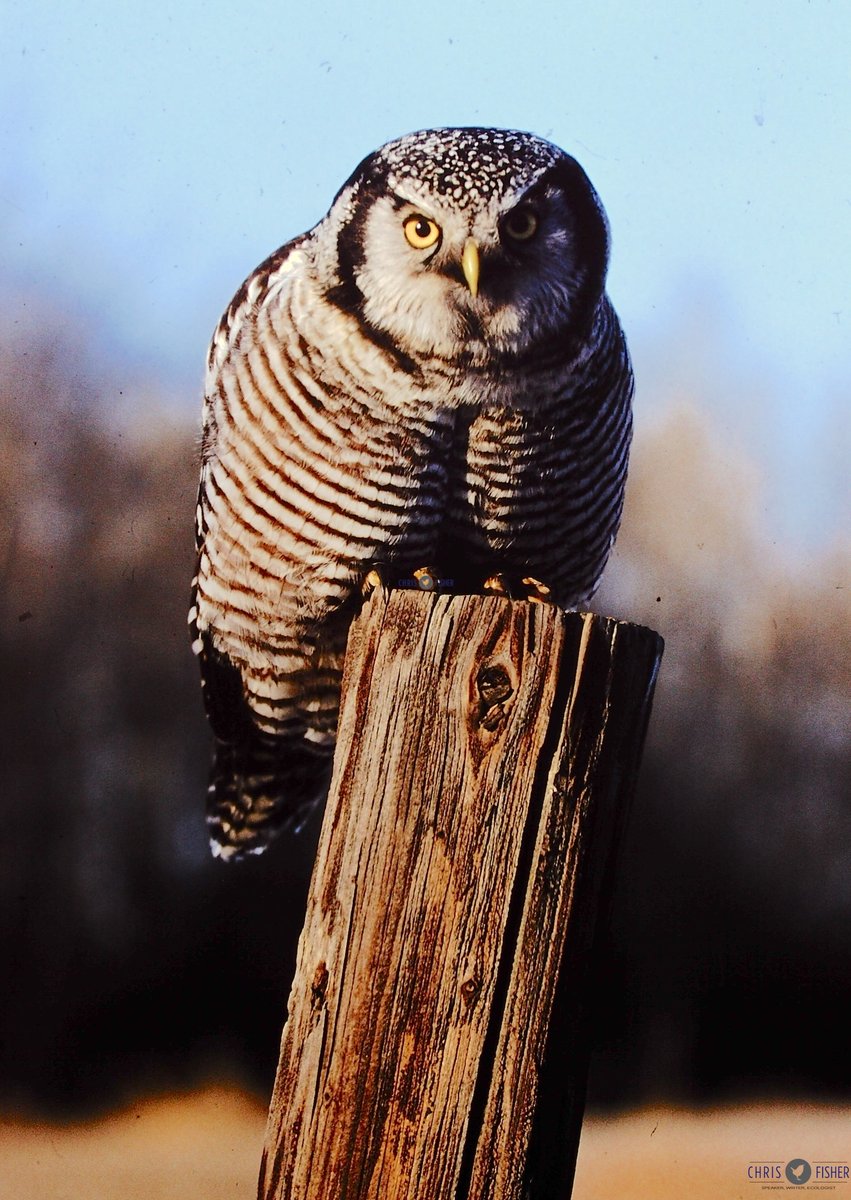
[521,576,554,605]
[483,572,512,598]
[362,565,388,597]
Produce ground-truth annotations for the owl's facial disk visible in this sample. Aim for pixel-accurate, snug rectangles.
[353,184,585,363]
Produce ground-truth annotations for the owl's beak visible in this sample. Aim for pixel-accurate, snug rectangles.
[461,238,480,298]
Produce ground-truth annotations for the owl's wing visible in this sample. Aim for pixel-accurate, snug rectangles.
[191,231,335,860]
[205,233,310,387]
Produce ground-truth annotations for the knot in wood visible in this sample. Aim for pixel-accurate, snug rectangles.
[459,975,482,1010]
[475,662,514,732]
[310,961,329,1013]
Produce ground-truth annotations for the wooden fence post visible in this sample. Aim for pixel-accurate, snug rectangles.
[258,590,663,1200]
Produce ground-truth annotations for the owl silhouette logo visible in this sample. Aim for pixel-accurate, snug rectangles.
[785,1158,811,1185]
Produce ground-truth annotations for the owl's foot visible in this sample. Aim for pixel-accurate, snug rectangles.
[361,562,391,597]
[521,576,554,605]
[483,573,555,605]
[483,571,512,597]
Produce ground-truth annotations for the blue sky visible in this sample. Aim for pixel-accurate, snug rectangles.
[1,0,849,548]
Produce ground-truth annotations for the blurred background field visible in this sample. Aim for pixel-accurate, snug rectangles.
[1,0,849,1193]
[0,1088,266,1200]
[2,1090,850,1198]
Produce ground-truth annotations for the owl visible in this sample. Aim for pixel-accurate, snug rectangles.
[189,127,633,859]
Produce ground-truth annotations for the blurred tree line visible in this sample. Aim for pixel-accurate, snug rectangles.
[1,319,848,1115]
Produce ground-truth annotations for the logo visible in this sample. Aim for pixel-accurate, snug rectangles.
[748,1156,849,1190]
[786,1160,812,1185]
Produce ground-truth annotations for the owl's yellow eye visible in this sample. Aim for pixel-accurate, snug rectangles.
[503,207,539,242]
[403,214,441,250]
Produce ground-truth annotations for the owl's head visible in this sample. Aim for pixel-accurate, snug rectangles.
[314,128,611,365]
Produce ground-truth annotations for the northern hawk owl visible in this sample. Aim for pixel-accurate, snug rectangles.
[190,127,633,859]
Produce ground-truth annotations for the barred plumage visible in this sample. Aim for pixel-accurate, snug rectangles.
[191,127,633,859]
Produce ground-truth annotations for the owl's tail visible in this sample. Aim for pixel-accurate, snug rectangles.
[207,734,333,860]
[192,623,336,859]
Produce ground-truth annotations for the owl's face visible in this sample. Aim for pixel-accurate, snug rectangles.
[316,128,610,366]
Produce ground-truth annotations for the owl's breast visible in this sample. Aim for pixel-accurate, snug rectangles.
[439,378,628,606]
[443,405,552,553]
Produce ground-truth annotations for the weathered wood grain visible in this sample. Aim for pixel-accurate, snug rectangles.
[258,591,662,1200]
